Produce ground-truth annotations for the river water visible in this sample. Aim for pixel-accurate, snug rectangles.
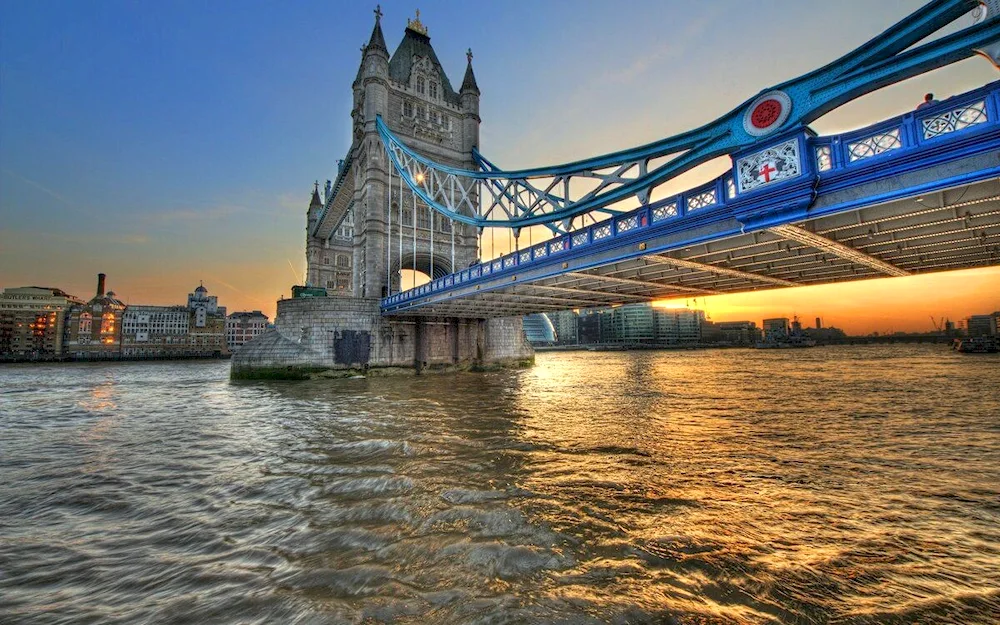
[1,345,998,624]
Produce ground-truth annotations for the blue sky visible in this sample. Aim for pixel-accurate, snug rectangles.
[2,1,998,330]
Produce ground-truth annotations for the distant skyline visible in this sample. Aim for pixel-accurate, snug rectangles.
[2,1,998,334]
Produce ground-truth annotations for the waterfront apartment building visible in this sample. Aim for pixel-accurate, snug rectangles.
[655,308,705,345]
[701,320,763,346]
[967,313,999,336]
[118,284,229,358]
[569,304,704,345]
[121,305,192,358]
[226,310,270,350]
[2,274,231,361]
[578,308,611,344]
[762,318,791,342]
[0,286,83,358]
[549,310,580,345]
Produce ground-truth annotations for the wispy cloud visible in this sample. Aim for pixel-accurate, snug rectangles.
[1,168,73,205]
[604,8,721,85]
[0,168,100,219]
[278,191,308,212]
[144,204,246,224]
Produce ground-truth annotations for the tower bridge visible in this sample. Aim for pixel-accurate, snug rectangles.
[233,0,1000,377]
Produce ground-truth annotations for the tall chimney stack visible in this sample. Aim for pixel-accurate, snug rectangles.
[96,273,106,297]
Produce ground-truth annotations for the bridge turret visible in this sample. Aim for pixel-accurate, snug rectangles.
[359,5,390,126]
[460,48,481,154]
[305,181,323,287]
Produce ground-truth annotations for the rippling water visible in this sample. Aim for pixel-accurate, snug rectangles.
[2,345,999,624]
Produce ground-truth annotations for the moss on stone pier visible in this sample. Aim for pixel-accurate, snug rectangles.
[231,357,535,381]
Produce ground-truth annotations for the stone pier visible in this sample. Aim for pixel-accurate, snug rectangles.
[231,296,533,379]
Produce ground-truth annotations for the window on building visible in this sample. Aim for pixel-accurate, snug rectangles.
[336,254,349,268]
[336,277,350,290]
[100,312,116,337]
[79,312,92,335]
[323,256,330,265]
[402,208,413,226]
[439,216,452,233]
[417,105,426,120]
[326,280,335,288]
[403,101,413,117]
[417,208,430,229]
[429,82,438,99]
[416,77,425,95]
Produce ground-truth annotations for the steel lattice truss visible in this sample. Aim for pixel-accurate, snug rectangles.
[379,0,1000,232]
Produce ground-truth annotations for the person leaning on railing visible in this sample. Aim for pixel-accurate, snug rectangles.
[916,93,940,110]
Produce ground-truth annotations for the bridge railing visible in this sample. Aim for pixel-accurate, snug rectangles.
[383,81,1000,311]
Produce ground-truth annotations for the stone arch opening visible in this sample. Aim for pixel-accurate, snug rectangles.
[391,252,453,292]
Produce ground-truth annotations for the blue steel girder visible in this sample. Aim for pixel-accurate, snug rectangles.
[378,0,1000,230]
[382,80,1000,314]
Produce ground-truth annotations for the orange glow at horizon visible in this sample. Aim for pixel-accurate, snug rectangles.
[653,266,1000,335]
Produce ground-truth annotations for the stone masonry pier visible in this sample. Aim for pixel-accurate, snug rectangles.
[231,296,533,380]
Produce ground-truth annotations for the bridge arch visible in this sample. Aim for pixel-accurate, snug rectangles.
[390,251,454,292]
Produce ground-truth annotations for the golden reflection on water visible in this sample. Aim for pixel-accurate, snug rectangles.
[510,349,1000,621]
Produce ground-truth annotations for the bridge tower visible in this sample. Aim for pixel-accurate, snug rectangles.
[313,8,481,299]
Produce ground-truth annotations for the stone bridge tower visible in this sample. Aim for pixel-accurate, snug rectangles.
[310,8,482,299]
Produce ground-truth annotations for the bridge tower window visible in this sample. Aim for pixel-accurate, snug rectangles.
[403,101,413,117]
[416,77,425,95]
[429,82,438,99]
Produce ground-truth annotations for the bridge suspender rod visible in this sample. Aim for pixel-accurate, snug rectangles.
[449,176,455,272]
[398,171,403,288]
[430,204,434,280]
[387,162,392,296]
[398,169,403,293]
[412,188,417,287]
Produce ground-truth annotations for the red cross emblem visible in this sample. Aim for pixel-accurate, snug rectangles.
[759,161,777,183]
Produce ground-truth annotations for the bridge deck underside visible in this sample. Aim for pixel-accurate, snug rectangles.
[392,178,1000,318]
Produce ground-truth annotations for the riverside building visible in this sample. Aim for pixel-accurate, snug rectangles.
[0,286,83,358]
[226,310,270,350]
[762,318,791,342]
[121,305,193,358]
[967,313,999,336]
[64,273,127,360]
[548,310,580,345]
[564,304,705,346]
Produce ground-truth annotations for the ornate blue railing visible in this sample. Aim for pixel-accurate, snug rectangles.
[382,81,1000,312]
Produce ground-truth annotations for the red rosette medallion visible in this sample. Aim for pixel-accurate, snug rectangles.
[743,91,792,137]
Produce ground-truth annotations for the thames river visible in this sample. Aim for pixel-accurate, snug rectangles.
[1,345,998,624]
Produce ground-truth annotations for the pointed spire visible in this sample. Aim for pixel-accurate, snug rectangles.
[310,181,322,207]
[461,48,480,95]
[366,5,387,52]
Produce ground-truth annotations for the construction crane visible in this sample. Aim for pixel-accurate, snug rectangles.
[929,316,944,332]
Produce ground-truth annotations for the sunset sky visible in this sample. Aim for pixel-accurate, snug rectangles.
[2,0,998,334]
